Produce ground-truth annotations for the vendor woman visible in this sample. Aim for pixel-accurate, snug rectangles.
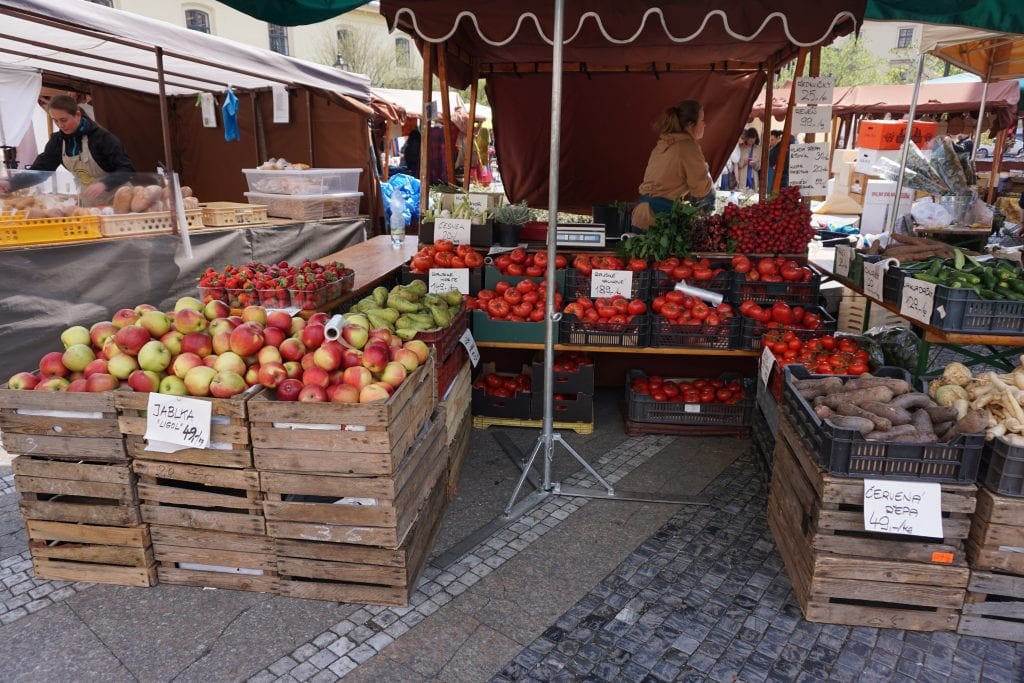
[631,100,715,230]
[0,95,134,198]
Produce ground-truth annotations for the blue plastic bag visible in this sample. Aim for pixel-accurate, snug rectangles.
[382,173,420,225]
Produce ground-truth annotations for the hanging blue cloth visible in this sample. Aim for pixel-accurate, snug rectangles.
[222,89,239,142]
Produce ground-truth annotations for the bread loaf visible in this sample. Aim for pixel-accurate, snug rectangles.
[112,185,133,214]
[182,196,200,210]
[180,186,193,198]
[129,186,149,212]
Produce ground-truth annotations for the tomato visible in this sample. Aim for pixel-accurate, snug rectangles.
[495,255,512,271]
[485,374,502,388]
[790,306,805,324]
[612,298,629,314]
[665,290,684,304]
[434,251,454,267]
[487,298,510,318]
[649,375,664,386]
[661,302,681,320]
[689,302,708,320]
[731,255,752,273]
[692,268,713,281]
[584,308,600,322]
[716,303,733,316]
[700,388,716,403]
[478,289,495,300]
[802,312,821,330]
[683,390,700,403]
[704,313,721,326]
[819,335,836,350]
[627,258,647,272]
[672,265,694,280]
[524,266,542,277]
[411,255,433,272]
[555,255,567,268]
[846,362,868,375]
[515,279,536,293]
[596,304,617,319]
[781,266,804,282]
[739,300,758,316]
[509,248,527,264]
[506,263,524,276]
[651,389,668,402]
[503,288,523,305]
[522,291,540,304]
[451,256,466,268]
[715,388,733,402]
[533,252,548,268]
[662,382,679,397]
[771,302,793,325]
[627,299,647,315]
[530,308,545,322]
[434,239,455,252]
[464,297,479,310]
[577,296,594,310]
[757,259,778,276]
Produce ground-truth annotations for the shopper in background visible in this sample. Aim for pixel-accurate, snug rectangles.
[631,99,715,230]
[767,129,790,191]
[733,127,761,191]
[400,127,421,174]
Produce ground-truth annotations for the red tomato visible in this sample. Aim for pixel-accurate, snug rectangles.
[412,255,433,272]
[530,308,545,322]
[691,302,709,320]
[628,299,647,315]
[820,335,836,350]
[507,263,525,276]
[478,289,495,300]
[503,288,522,304]
[487,298,510,318]
[512,302,532,317]
[757,259,778,276]
[627,258,647,272]
[509,248,527,264]
[715,388,733,402]
[661,302,682,320]
[434,239,455,252]
[731,255,752,273]
[802,312,821,330]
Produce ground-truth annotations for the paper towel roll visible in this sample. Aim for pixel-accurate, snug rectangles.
[323,314,345,341]
[673,282,723,306]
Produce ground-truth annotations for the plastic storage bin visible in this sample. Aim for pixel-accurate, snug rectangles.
[243,192,362,220]
[559,314,648,347]
[625,370,753,426]
[738,306,837,351]
[649,316,739,350]
[564,268,651,300]
[980,437,1024,497]
[732,273,821,306]
[242,168,362,195]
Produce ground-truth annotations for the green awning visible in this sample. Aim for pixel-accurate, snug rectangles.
[216,0,371,26]
[865,1,1024,35]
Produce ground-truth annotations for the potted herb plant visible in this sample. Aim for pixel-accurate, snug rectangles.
[493,201,533,247]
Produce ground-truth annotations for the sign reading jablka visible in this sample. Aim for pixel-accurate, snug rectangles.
[144,394,211,451]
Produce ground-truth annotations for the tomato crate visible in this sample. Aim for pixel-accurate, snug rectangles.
[649,315,740,350]
[559,313,648,347]
[483,265,566,293]
[732,273,821,306]
[471,310,547,344]
[530,351,595,395]
[416,307,469,360]
[650,260,733,297]
[529,391,594,423]
[564,268,651,300]
[400,264,483,295]
[980,437,1024,497]
[782,365,984,483]
[625,370,753,427]
[471,363,533,420]
[739,306,837,351]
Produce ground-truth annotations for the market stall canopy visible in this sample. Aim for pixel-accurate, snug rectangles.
[0,0,371,99]
[372,87,490,121]
[215,0,372,27]
[919,26,1024,82]
[865,0,1024,44]
[379,1,866,212]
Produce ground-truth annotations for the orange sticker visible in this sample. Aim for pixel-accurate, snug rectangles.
[931,552,954,564]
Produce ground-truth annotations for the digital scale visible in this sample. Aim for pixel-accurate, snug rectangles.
[554,223,606,248]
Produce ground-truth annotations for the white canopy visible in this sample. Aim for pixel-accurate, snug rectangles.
[372,87,491,121]
[0,0,371,99]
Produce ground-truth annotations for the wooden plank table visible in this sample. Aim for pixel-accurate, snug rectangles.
[303,235,420,317]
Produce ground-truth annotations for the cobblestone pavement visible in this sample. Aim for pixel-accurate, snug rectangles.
[491,452,1024,683]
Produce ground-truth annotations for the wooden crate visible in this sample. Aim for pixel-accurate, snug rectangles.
[27,520,156,587]
[768,416,972,631]
[115,389,255,468]
[440,360,471,447]
[250,356,435,476]
[446,412,472,497]
[276,460,449,606]
[133,460,264,534]
[151,525,278,593]
[14,456,139,526]
[958,570,1024,643]
[967,487,1024,575]
[0,386,126,462]
[261,409,447,548]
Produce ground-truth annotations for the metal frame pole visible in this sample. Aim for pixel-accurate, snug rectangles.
[970,51,994,163]
[889,54,926,233]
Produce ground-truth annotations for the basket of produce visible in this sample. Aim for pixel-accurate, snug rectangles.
[198,260,353,310]
[471,364,533,419]
[465,278,561,344]
[645,295,737,349]
[762,334,875,402]
[345,281,466,350]
[650,256,733,297]
[626,371,753,426]
[403,242,485,295]
[731,256,820,305]
[738,303,836,351]
[721,186,815,255]
[565,254,651,300]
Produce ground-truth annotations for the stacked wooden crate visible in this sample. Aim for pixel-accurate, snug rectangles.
[768,416,976,631]
[249,355,448,606]
[117,389,273,592]
[441,359,472,496]
[0,387,155,587]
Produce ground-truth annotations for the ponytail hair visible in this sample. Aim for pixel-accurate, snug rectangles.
[653,100,702,135]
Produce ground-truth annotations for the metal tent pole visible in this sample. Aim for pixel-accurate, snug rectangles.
[888,54,925,233]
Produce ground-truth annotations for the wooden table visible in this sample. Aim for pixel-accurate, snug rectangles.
[307,235,420,315]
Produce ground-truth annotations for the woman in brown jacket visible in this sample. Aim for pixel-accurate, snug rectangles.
[631,100,715,230]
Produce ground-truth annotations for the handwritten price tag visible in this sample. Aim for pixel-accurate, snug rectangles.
[862,261,885,300]
[460,329,480,367]
[434,217,472,245]
[863,479,943,538]
[144,394,211,451]
[900,277,937,325]
[428,268,470,294]
[590,269,633,298]
[789,143,829,196]
[467,193,490,214]
[760,345,775,388]
[834,245,852,278]
[794,105,832,134]
[795,76,834,105]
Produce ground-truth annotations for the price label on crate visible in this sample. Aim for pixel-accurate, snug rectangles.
[429,268,470,294]
[144,394,211,452]
[434,217,472,245]
[862,260,885,300]
[590,269,633,298]
[467,193,490,214]
[684,404,701,414]
[759,345,775,389]
[900,277,936,325]
[863,479,943,538]
[795,76,834,105]
[794,105,832,134]
[834,245,852,278]
[460,329,480,367]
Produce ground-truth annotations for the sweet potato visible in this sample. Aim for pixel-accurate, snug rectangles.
[796,377,844,400]
[836,403,892,431]
[891,393,933,410]
[859,401,912,425]
[925,405,958,423]
[941,409,990,442]
[864,424,918,441]
[827,415,875,435]
[840,377,911,395]
[933,421,953,435]
[813,405,833,420]
[911,409,937,443]
[821,387,894,409]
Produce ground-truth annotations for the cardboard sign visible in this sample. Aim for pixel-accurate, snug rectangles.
[433,217,472,245]
[760,345,776,388]
[428,268,470,294]
[863,479,944,538]
[900,277,937,325]
[789,143,829,196]
[144,394,211,451]
[863,260,886,300]
[467,193,490,214]
[834,245,852,278]
[590,269,633,298]
[460,329,480,367]
[794,105,832,134]
[795,76,835,105]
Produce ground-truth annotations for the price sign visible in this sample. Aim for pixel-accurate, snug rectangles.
[590,269,633,298]
[760,345,776,388]
[863,479,943,538]
[467,193,490,214]
[428,268,470,294]
[795,76,834,105]
[144,394,211,451]
[834,245,852,278]
[863,261,886,300]
[789,143,829,196]
[434,217,472,245]
[794,105,832,134]
[684,404,701,414]
[900,277,937,325]
[460,329,480,367]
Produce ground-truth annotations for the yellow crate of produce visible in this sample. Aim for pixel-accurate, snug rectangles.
[0,215,102,247]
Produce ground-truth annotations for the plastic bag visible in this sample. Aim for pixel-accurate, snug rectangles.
[964,199,994,228]
[381,173,420,225]
[929,137,970,194]
[863,325,921,372]
[911,199,952,228]
[834,332,886,370]
[873,156,947,196]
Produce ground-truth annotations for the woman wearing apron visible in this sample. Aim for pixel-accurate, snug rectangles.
[1,95,134,199]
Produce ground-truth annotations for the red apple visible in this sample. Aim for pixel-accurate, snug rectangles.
[257,346,282,366]
[258,362,288,389]
[83,358,109,378]
[107,353,139,380]
[241,306,268,327]
[341,348,362,369]
[392,348,421,373]
[300,323,325,351]
[127,369,160,393]
[267,310,292,331]
[279,338,306,362]
[262,326,286,348]
[84,373,119,392]
[369,328,393,346]
[67,378,89,392]
[174,308,208,334]
[314,342,343,371]
[328,383,360,403]
[171,352,203,378]
[174,296,204,313]
[114,325,152,356]
[101,337,121,360]
[60,325,91,349]
[308,312,330,326]
[328,369,345,385]
[181,332,214,357]
[342,366,372,390]
[210,370,247,398]
[380,361,407,388]
[359,383,391,403]
[208,318,237,337]
[203,299,230,321]
[35,376,70,391]
[111,308,140,328]
[341,324,369,350]
[361,342,390,374]
[227,315,244,327]
[89,321,119,349]
[283,361,302,380]
[203,354,219,368]
[290,317,306,336]
[302,366,330,388]
[62,344,96,372]
[139,310,172,338]
[244,364,260,386]
[298,384,328,402]
[300,352,317,371]
[183,365,217,396]
[8,372,39,390]
[134,303,157,315]
[39,351,69,377]
[276,378,303,401]
[211,331,232,355]
[160,330,184,356]
[229,323,265,357]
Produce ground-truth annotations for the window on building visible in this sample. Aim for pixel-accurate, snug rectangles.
[395,37,411,68]
[185,9,211,34]
[897,27,914,49]
[85,0,113,6]
[268,24,289,55]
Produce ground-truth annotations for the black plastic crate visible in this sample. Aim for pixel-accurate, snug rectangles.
[781,365,983,483]
[980,437,1024,497]
[482,265,566,293]
[650,260,733,297]
[529,391,594,422]
[565,268,651,300]
[732,273,821,305]
[929,285,1024,335]
[738,306,837,351]
[625,370,753,426]
[559,313,648,347]
[530,352,595,395]
[881,266,905,307]
[649,315,739,350]
[400,264,482,295]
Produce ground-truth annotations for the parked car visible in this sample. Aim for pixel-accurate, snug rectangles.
[977,133,1024,159]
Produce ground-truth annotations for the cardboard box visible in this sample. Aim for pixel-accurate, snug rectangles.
[833,161,856,187]
[858,119,939,150]
[854,148,903,175]
[830,149,858,172]
[862,179,915,206]
[859,180,914,234]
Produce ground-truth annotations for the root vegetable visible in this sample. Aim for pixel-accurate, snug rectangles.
[940,408,990,442]
[954,399,970,420]
[942,362,972,387]
[821,387,894,409]
[925,405,958,423]
[814,405,833,420]
[840,377,911,395]
[911,409,937,442]
[859,401,912,425]
[1005,434,1024,447]
[836,403,892,431]
[795,377,844,400]
[826,416,875,435]
[890,393,933,410]
[864,425,919,441]
[935,384,969,406]
[933,421,953,435]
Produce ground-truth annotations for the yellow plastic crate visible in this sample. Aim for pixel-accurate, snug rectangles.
[0,215,102,247]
